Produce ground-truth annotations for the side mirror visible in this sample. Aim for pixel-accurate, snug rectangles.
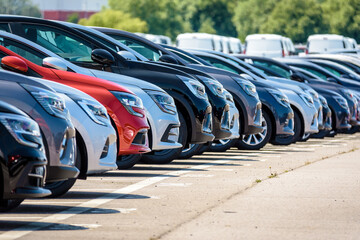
[290,72,304,82]
[159,54,179,64]
[43,57,68,71]
[1,56,28,73]
[239,73,254,81]
[91,49,115,65]
[117,51,137,61]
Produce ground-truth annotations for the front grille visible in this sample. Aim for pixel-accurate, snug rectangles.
[132,129,147,145]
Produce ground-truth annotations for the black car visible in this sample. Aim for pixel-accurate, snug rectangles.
[0,15,215,163]
[0,70,79,197]
[89,27,263,138]
[0,100,51,211]
[234,55,353,133]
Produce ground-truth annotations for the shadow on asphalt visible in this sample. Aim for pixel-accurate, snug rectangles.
[0,221,88,231]
[131,166,207,171]
[60,192,150,200]
[5,205,120,215]
[92,172,178,178]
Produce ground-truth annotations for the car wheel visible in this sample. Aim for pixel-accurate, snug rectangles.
[116,154,141,169]
[177,143,205,159]
[299,133,311,142]
[0,199,23,212]
[45,145,81,197]
[141,111,187,164]
[208,139,237,152]
[271,111,302,145]
[311,130,330,139]
[236,111,272,150]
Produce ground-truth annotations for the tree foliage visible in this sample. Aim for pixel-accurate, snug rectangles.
[0,0,41,17]
[78,9,148,33]
[321,0,360,41]
[108,0,185,39]
[262,0,326,43]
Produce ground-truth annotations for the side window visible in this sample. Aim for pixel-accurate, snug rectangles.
[108,34,161,61]
[253,60,291,79]
[0,37,46,65]
[302,67,327,80]
[21,24,95,64]
[0,23,10,32]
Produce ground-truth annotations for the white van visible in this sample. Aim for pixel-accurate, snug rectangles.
[228,37,242,54]
[306,34,349,53]
[176,33,215,50]
[244,34,288,58]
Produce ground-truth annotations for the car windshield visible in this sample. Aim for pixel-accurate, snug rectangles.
[308,40,345,52]
[252,60,291,79]
[177,38,214,50]
[246,39,282,51]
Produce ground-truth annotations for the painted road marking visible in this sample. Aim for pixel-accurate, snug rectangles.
[0,159,230,240]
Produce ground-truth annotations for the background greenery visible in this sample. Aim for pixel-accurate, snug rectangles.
[0,0,358,43]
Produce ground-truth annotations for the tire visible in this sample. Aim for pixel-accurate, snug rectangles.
[141,111,187,164]
[311,130,330,139]
[208,139,237,152]
[271,110,302,145]
[45,145,81,198]
[116,154,141,169]
[236,111,272,150]
[178,143,205,159]
[0,199,23,212]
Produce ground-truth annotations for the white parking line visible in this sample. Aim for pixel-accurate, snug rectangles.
[0,159,230,240]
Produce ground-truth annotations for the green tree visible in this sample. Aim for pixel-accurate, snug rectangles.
[233,0,277,41]
[0,0,41,17]
[262,0,326,43]
[190,0,238,36]
[321,0,360,41]
[109,0,185,40]
[78,9,148,33]
[67,13,79,23]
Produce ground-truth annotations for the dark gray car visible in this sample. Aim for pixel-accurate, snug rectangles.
[0,70,79,196]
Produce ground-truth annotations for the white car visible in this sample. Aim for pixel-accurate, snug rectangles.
[245,34,289,58]
[228,37,242,54]
[33,79,117,196]
[136,33,172,45]
[307,34,350,53]
[0,31,182,168]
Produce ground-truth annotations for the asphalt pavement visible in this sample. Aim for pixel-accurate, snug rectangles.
[0,133,359,240]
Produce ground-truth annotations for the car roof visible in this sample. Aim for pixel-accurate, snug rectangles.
[245,34,284,40]
[307,34,344,41]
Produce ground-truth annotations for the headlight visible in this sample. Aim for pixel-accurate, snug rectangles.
[177,75,208,100]
[21,84,67,119]
[305,89,319,101]
[77,99,109,126]
[298,92,314,107]
[341,89,355,99]
[146,90,177,115]
[232,77,258,98]
[197,75,225,98]
[267,88,290,108]
[319,95,328,107]
[224,89,234,103]
[111,91,144,118]
[334,95,349,109]
[0,113,41,148]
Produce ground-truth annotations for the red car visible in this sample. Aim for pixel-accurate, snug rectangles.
[0,45,150,155]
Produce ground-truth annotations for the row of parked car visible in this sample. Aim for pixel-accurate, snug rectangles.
[1,15,359,211]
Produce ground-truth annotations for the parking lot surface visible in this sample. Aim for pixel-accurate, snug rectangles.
[1,133,360,240]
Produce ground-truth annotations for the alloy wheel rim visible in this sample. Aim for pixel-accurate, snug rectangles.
[242,118,267,146]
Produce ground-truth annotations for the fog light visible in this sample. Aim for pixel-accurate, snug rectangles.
[167,127,179,142]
